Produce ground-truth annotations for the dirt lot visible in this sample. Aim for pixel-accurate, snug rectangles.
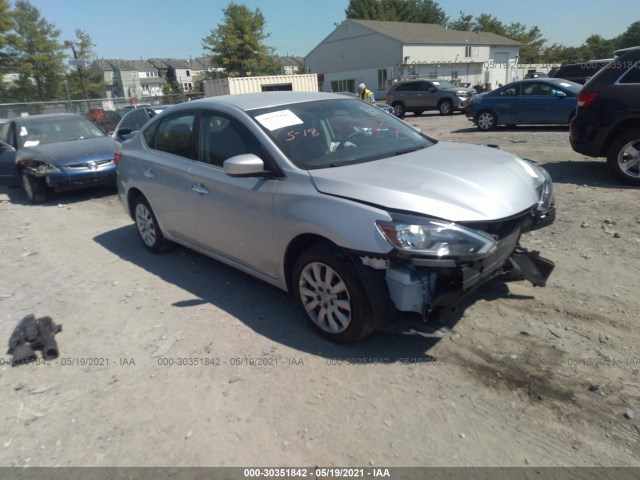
[1,112,639,469]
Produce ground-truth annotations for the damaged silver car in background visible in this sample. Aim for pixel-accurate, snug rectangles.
[116,92,555,343]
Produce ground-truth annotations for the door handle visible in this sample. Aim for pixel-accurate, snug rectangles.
[143,169,155,179]
[191,184,209,195]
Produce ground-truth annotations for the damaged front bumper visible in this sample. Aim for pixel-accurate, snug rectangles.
[362,208,555,321]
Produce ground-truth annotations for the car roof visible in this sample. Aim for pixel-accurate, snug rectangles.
[557,59,612,68]
[393,78,449,83]
[11,113,84,122]
[511,78,580,85]
[172,91,352,112]
[613,46,640,57]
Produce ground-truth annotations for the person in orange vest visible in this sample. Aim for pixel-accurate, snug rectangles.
[356,83,376,105]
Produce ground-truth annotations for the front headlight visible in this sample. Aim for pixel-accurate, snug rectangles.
[34,163,61,176]
[517,159,555,214]
[536,166,555,213]
[376,215,498,259]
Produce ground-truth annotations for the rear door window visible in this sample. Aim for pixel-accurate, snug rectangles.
[145,112,197,159]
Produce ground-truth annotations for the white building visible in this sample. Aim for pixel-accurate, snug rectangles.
[305,19,521,97]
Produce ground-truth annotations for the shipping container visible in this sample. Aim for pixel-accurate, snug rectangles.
[203,74,318,97]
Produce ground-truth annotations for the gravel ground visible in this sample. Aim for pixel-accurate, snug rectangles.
[0,112,639,468]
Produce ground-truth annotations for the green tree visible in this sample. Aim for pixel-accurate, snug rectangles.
[345,0,385,20]
[0,0,13,65]
[345,0,447,25]
[202,2,279,77]
[474,13,506,35]
[162,81,183,104]
[582,34,616,59]
[506,23,546,63]
[9,0,65,101]
[414,0,448,25]
[64,29,104,99]
[447,10,474,31]
[0,0,14,101]
[616,21,640,49]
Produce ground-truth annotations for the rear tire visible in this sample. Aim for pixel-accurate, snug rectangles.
[392,102,405,117]
[606,128,640,186]
[292,243,375,343]
[21,171,48,203]
[133,195,174,253]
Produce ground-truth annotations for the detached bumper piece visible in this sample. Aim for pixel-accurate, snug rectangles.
[508,248,555,287]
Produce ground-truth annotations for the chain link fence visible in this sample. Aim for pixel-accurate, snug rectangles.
[0,94,192,134]
[0,94,189,119]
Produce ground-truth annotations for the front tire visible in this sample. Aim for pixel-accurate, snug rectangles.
[607,128,640,186]
[476,110,497,131]
[292,243,375,343]
[133,195,173,253]
[438,99,453,115]
[21,171,48,203]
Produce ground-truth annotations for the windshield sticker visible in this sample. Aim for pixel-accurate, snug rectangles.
[23,140,40,147]
[255,109,304,131]
[559,82,572,87]
[19,126,28,136]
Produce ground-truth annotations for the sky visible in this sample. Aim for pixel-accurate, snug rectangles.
[22,0,638,60]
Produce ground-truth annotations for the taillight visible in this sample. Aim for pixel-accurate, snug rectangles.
[114,151,122,168]
[577,91,598,107]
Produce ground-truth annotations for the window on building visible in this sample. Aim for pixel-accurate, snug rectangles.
[465,46,473,58]
[377,68,388,90]
[186,70,191,77]
[330,79,355,92]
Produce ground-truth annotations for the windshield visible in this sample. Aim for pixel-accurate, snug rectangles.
[251,98,433,169]
[18,116,106,148]
[431,80,456,88]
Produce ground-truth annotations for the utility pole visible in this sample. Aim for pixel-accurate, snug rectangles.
[65,40,88,99]
[63,80,72,112]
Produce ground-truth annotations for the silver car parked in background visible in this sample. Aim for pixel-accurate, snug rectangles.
[386,79,476,117]
[116,92,555,343]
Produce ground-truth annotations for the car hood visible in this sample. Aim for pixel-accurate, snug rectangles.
[441,86,475,95]
[308,142,544,222]
[17,137,119,166]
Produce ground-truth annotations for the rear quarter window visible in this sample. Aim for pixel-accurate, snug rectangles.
[396,82,417,91]
[619,61,640,84]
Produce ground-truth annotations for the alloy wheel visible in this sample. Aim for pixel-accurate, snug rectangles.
[135,202,157,248]
[616,138,640,180]
[298,261,352,334]
[477,111,496,130]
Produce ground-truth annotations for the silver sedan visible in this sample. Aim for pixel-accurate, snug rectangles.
[116,92,555,343]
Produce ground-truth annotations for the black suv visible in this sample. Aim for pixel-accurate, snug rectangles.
[570,47,640,185]
[551,59,611,84]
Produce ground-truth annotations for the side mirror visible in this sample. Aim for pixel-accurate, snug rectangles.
[115,127,132,137]
[224,154,274,178]
[555,91,567,98]
[0,140,15,152]
[428,87,437,93]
